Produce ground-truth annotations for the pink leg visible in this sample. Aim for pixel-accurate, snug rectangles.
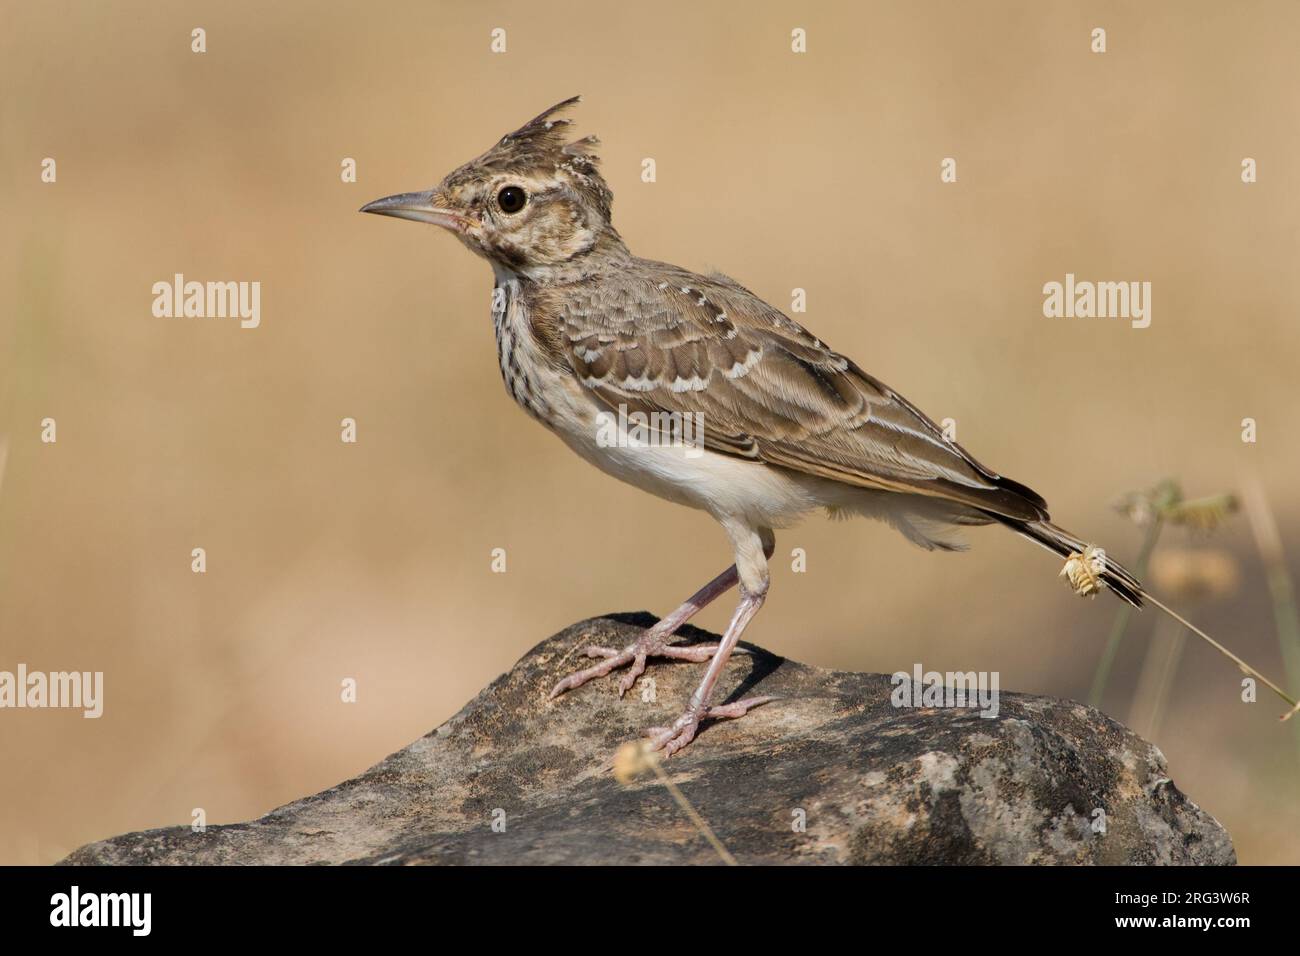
[645,584,774,757]
[549,563,740,700]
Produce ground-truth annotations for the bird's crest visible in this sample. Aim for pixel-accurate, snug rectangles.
[457,96,612,220]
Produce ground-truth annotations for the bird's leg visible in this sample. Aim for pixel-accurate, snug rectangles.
[646,521,776,757]
[645,584,772,756]
[548,529,775,700]
[548,564,738,699]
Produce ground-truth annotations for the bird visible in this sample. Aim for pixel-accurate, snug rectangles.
[361,96,1146,757]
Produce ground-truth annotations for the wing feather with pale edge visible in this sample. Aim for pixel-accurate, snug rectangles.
[551,260,1049,522]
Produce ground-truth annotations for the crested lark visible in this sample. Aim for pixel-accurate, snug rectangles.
[362,97,1144,757]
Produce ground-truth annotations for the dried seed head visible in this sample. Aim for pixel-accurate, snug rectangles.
[1164,493,1239,533]
[1114,479,1183,527]
[1113,481,1238,535]
[612,740,658,785]
[1113,491,1158,528]
[1060,546,1107,598]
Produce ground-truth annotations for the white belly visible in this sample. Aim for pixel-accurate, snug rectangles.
[539,376,830,528]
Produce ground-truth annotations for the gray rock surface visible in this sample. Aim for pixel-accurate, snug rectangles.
[63,613,1234,865]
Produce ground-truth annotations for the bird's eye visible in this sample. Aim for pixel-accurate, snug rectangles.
[497,186,527,214]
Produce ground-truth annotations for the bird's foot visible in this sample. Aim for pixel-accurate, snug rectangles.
[549,626,720,700]
[645,696,776,758]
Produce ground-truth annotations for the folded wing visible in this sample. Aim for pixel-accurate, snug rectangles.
[554,260,1050,523]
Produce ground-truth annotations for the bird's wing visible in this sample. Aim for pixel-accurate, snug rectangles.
[552,261,1049,521]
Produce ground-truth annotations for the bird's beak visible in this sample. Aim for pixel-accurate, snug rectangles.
[359,190,474,233]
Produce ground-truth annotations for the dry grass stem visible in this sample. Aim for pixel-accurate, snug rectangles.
[612,741,738,866]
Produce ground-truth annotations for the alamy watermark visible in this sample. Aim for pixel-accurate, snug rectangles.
[152,273,260,329]
[0,665,102,718]
[1042,273,1151,329]
[50,886,150,936]
[891,663,999,718]
[595,404,705,458]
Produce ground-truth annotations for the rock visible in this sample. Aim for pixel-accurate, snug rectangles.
[62,613,1234,866]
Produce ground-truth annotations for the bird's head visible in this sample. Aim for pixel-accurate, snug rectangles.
[361,96,622,280]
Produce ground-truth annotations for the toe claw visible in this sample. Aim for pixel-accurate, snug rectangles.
[548,649,635,699]
[657,642,720,663]
[645,711,701,756]
[617,655,648,697]
[705,695,777,719]
[638,696,777,755]
[548,630,720,702]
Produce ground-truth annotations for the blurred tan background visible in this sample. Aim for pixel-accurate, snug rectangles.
[2,0,1299,864]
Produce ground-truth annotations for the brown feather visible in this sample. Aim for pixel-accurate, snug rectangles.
[543,260,1050,522]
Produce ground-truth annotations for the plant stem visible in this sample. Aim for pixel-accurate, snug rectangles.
[1148,620,1187,740]
[1143,591,1297,710]
[1088,517,1164,708]
[649,761,738,866]
[1241,480,1300,738]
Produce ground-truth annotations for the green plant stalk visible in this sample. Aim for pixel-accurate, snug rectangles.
[1147,623,1188,740]
[1241,480,1300,753]
[1258,539,1300,747]
[1087,516,1165,708]
[1263,563,1300,699]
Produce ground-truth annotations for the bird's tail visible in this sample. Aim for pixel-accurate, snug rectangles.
[989,517,1145,607]
[986,514,1300,712]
